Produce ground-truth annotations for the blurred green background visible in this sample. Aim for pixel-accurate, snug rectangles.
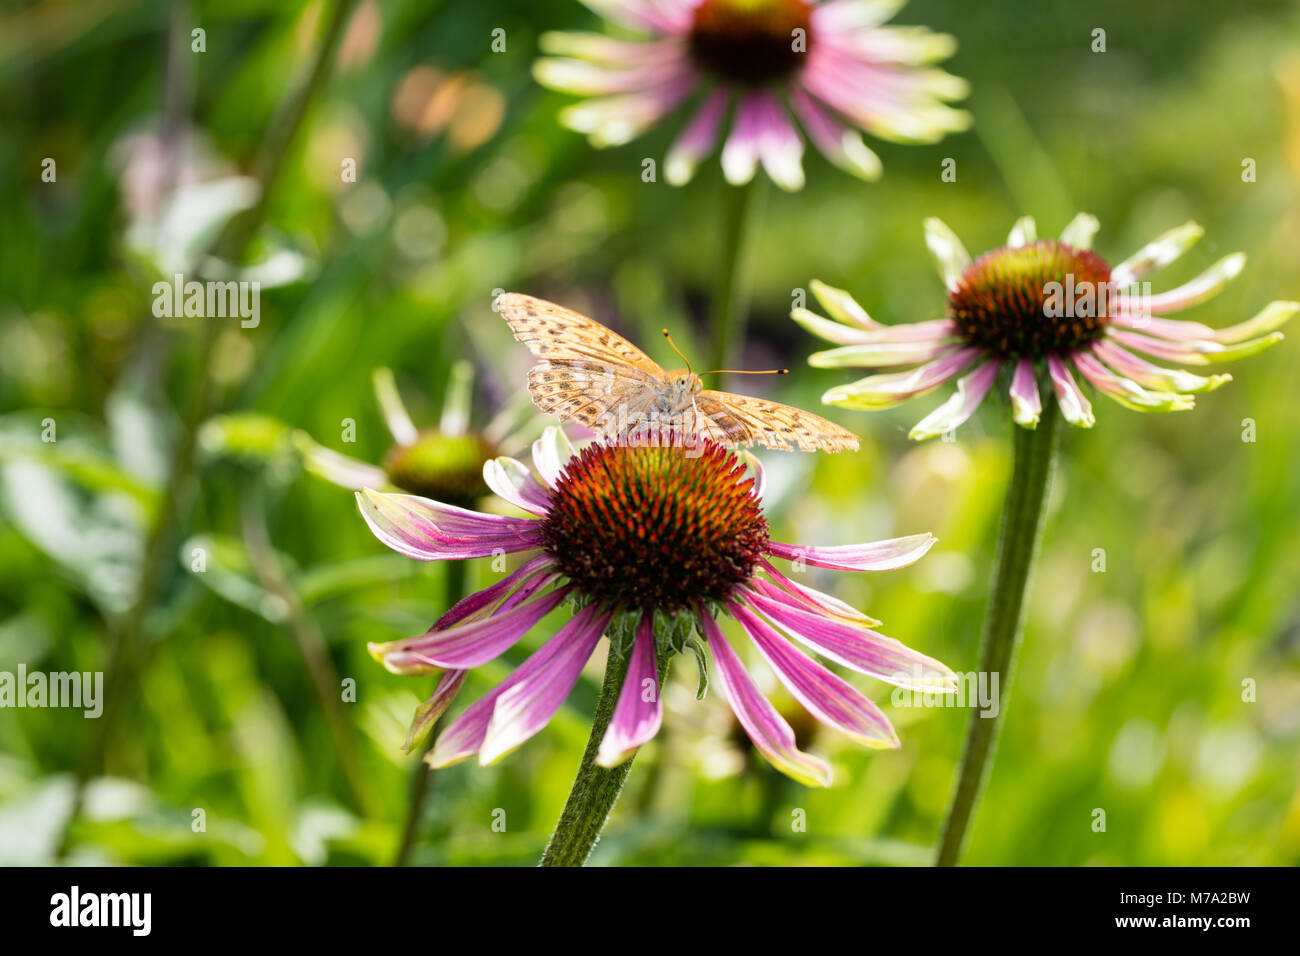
[1,0,1298,866]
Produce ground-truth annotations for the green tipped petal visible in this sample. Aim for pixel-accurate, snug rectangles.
[1213,300,1299,344]
[1059,212,1101,250]
[809,279,879,330]
[923,217,971,290]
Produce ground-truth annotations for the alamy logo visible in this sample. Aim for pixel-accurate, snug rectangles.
[152,273,260,328]
[0,666,102,717]
[50,886,151,936]
[1042,275,1152,321]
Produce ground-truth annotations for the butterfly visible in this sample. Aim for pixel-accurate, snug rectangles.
[496,293,860,453]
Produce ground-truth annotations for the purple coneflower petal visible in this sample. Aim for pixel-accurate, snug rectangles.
[403,669,468,753]
[698,610,832,787]
[787,86,882,181]
[816,21,957,66]
[908,358,1001,440]
[767,532,936,572]
[587,0,693,34]
[433,552,555,630]
[1106,329,1223,366]
[821,346,980,409]
[533,56,689,96]
[1071,351,1194,413]
[720,93,764,186]
[1108,312,1217,340]
[743,586,957,692]
[923,217,971,291]
[1091,340,1230,395]
[371,367,419,446]
[809,336,959,370]
[800,51,969,142]
[1206,299,1298,345]
[1059,212,1100,250]
[538,32,684,66]
[731,601,898,749]
[1046,354,1095,427]
[1009,357,1042,428]
[560,73,696,147]
[753,92,805,191]
[1139,253,1245,314]
[755,560,882,627]
[369,586,567,675]
[480,604,611,765]
[1110,221,1203,288]
[295,434,390,490]
[428,603,604,768]
[531,425,577,490]
[1007,216,1036,247]
[356,488,540,560]
[596,615,663,768]
[484,456,553,515]
[809,279,883,331]
[665,88,729,186]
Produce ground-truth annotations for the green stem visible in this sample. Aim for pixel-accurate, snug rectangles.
[393,560,466,867]
[935,400,1059,866]
[539,646,634,868]
[710,176,765,376]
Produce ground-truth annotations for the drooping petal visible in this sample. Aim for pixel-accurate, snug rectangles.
[790,307,877,346]
[752,92,805,191]
[923,217,971,291]
[731,601,898,748]
[403,669,468,753]
[294,432,390,490]
[432,553,555,630]
[720,93,764,186]
[1007,216,1036,248]
[1110,221,1203,288]
[427,603,605,768]
[558,74,696,147]
[581,0,693,34]
[1139,253,1245,313]
[596,615,663,767]
[532,56,689,96]
[480,604,610,765]
[1091,340,1231,395]
[1009,357,1042,428]
[1107,329,1224,365]
[356,488,541,560]
[367,586,568,675]
[787,86,882,181]
[438,360,474,437]
[908,358,1001,440]
[537,32,683,66]
[1059,212,1100,250]
[484,456,553,515]
[743,587,957,692]
[809,279,882,330]
[1070,351,1194,413]
[1108,312,1218,340]
[698,610,832,787]
[821,346,980,409]
[372,367,419,446]
[1209,299,1298,344]
[767,532,936,572]
[809,337,959,370]
[665,88,729,186]
[1046,354,1095,428]
[755,560,882,627]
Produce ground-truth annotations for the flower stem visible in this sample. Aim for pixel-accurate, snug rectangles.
[539,645,634,867]
[393,559,466,867]
[710,175,766,376]
[935,399,1059,866]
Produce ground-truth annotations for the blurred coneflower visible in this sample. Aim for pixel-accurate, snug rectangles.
[794,214,1296,866]
[534,0,970,189]
[357,426,954,862]
[797,215,1297,439]
[295,361,534,508]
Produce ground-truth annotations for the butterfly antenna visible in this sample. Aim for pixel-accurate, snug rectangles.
[662,329,692,373]
[702,368,790,376]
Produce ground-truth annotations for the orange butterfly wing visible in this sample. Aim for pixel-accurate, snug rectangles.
[694,391,860,453]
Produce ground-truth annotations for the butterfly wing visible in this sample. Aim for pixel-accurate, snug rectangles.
[527,360,662,438]
[497,293,665,374]
[694,390,861,453]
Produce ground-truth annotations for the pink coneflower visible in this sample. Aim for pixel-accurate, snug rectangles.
[533,0,969,189]
[359,426,955,785]
[796,215,1298,439]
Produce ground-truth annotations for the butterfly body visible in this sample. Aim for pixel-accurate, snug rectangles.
[497,293,859,454]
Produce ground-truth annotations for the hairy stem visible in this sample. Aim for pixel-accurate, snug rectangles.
[935,400,1059,866]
